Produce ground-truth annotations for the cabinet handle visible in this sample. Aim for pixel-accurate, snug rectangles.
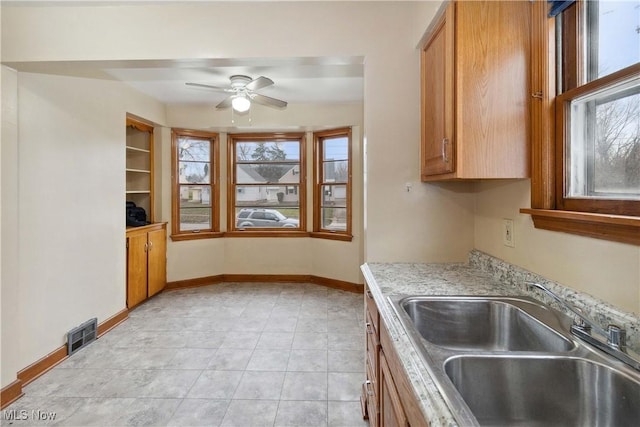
[442,138,449,163]
[144,242,148,253]
[366,290,373,299]
[366,322,373,334]
[148,241,153,251]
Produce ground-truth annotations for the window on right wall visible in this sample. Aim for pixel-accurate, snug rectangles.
[523,0,640,245]
[555,0,640,216]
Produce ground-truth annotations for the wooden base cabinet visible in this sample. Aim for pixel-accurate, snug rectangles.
[362,284,428,427]
[126,223,166,308]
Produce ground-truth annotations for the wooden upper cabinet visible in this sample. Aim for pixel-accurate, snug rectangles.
[421,0,531,181]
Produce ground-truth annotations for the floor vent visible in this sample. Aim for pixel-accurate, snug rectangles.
[67,318,97,356]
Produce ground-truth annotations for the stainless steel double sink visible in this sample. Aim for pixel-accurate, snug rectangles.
[390,296,640,426]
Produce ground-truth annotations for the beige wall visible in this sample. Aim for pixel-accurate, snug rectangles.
[2,1,471,387]
[474,180,640,315]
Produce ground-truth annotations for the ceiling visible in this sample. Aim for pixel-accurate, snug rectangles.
[7,56,365,107]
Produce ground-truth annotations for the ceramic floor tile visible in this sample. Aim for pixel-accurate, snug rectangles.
[255,332,294,350]
[9,283,367,427]
[218,331,262,349]
[187,370,243,399]
[328,372,365,401]
[328,350,365,373]
[328,400,369,427]
[220,399,279,427]
[166,398,230,427]
[287,349,328,372]
[246,349,290,371]
[274,400,328,427]
[328,333,364,351]
[113,397,182,426]
[280,372,328,401]
[207,348,253,370]
[233,371,286,400]
[291,332,328,350]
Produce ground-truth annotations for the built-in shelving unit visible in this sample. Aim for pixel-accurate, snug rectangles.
[126,117,154,223]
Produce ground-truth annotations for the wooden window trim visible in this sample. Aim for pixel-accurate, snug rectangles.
[313,127,353,241]
[523,0,640,246]
[227,133,307,236]
[170,129,220,241]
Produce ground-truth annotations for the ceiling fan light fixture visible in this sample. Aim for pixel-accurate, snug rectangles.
[231,94,251,112]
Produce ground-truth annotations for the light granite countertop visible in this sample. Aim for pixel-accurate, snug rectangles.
[361,250,640,427]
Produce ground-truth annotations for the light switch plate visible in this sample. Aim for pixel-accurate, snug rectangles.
[503,219,515,248]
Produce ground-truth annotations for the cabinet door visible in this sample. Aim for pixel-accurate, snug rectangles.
[126,234,148,308]
[147,227,166,298]
[421,3,455,178]
[380,352,409,427]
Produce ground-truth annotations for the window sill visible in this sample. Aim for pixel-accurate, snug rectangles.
[310,231,353,242]
[224,231,311,238]
[170,231,224,241]
[520,209,640,246]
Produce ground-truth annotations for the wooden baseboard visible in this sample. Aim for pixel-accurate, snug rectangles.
[0,380,24,410]
[17,345,67,387]
[165,275,224,291]
[166,274,363,293]
[4,308,130,408]
[97,308,128,337]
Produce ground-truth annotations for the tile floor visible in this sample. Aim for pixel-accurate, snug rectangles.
[3,283,369,427]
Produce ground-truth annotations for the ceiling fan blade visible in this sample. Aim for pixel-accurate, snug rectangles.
[215,96,233,109]
[245,76,274,92]
[185,82,229,92]
[250,93,288,109]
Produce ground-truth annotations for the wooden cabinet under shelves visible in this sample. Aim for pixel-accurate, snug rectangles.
[126,223,166,308]
[126,117,155,223]
[361,284,427,427]
[420,0,531,181]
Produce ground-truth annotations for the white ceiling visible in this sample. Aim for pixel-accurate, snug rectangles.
[7,56,365,107]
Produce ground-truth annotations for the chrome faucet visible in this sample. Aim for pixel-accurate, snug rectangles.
[527,282,640,371]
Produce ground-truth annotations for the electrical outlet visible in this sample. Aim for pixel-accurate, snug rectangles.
[503,219,515,248]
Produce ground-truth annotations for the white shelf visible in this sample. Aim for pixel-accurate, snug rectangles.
[126,190,151,194]
[126,145,150,154]
[126,168,151,174]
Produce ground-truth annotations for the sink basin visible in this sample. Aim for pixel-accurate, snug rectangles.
[399,297,574,352]
[444,355,640,426]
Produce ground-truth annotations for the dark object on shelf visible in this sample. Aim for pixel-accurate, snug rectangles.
[126,201,148,227]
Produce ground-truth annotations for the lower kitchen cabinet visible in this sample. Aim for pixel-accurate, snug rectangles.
[362,283,428,427]
[126,222,167,308]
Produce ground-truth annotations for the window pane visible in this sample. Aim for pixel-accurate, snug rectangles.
[178,138,210,161]
[179,161,210,184]
[587,0,640,81]
[236,141,300,161]
[235,185,300,207]
[568,76,640,199]
[323,137,348,161]
[179,185,212,231]
[236,164,300,184]
[321,185,347,207]
[321,207,347,231]
[323,161,348,183]
[235,207,300,229]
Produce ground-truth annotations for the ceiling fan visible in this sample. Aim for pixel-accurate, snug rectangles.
[186,75,288,112]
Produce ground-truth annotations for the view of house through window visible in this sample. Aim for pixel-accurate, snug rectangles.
[558,0,640,211]
[314,128,351,235]
[171,129,218,238]
[230,134,304,231]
